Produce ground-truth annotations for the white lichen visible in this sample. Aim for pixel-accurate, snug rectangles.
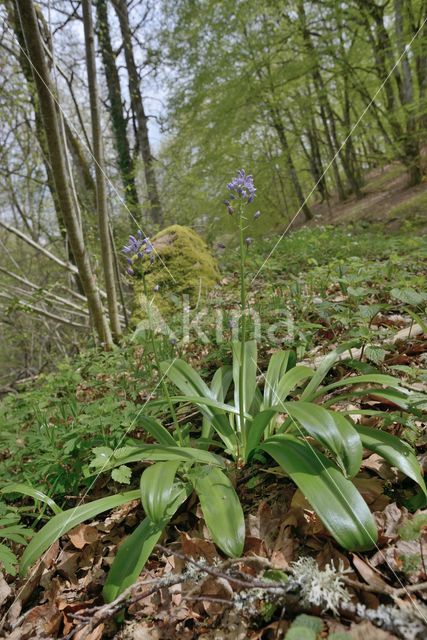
[289,556,352,615]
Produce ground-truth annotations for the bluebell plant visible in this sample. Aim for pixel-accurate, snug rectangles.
[122,230,154,276]
[122,231,181,439]
[18,171,426,606]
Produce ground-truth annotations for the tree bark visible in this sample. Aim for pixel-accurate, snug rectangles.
[112,0,163,227]
[15,0,113,348]
[95,0,141,220]
[271,111,313,221]
[82,0,122,342]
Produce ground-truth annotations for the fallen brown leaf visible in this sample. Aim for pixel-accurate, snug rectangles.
[180,532,220,563]
[68,524,98,550]
[201,576,233,616]
[352,554,391,591]
[0,572,11,607]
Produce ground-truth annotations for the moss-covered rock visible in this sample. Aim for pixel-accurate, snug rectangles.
[132,225,220,323]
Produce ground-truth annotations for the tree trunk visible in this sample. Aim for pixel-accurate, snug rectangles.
[394,0,421,185]
[82,0,122,342]
[16,0,113,348]
[111,0,163,227]
[95,0,141,220]
[271,111,313,221]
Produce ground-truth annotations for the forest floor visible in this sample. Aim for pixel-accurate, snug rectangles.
[309,160,427,229]
[0,163,427,639]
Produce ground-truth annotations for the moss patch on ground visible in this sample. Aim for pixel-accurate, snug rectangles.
[132,224,220,324]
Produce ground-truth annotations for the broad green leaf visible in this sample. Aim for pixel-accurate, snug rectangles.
[206,412,239,453]
[103,517,163,602]
[103,483,191,602]
[246,409,277,457]
[232,340,258,431]
[301,341,359,401]
[316,374,402,398]
[1,484,62,515]
[211,365,234,402]
[263,350,297,407]
[274,366,314,405]
[137,416,177,446]
[356,425,427,496]
[283,402,362,478]
[161,359,212,399]
[140,461,181,523]
[191,466,245,557]
[202,365,233,441]
[20,490,140,576]
[260,435,377,550]
[324,388,410,411]
[90,444,225,471]
[170,395,245,416]
[161,360,239,450]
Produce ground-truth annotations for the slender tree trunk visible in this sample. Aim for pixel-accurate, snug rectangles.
[16,0,113,348]
[6,0,86,293]
[357,0,422,184]
[271,111,312,221]
[82,0,122,342]
[394,0,421,185]
[111,0,163,227]
[95,0,141,220]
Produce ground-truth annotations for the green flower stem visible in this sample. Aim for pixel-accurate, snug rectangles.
[142,275,182,445]
[238,203,247,457]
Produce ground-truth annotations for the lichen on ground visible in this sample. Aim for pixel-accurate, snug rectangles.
[131,224,220,324]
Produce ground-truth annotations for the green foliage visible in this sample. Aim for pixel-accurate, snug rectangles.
[285,614,323,640]
[2,218,426,604]
[398,513,427,541]
[0,502,32,576]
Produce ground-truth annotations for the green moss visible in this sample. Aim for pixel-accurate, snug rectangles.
[132,225,220,323]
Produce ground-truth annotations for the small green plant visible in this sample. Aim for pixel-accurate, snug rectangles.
[17,171,427,604]
[0,501,32,576]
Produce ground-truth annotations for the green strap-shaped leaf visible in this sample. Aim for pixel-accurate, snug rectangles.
[191,466,245,557]
[202,365,233,441]
[1,483,62,515]
[103,516,164,603]
[207,412,239,453]
[140,461,181,523]
[266,366,314,408]
[283,402,362,478]
[137,416,177,446]
[323,387,410,410]
[260,435,377,550]
[161,361,241,443]
[301,340,359,401]
[161,358,212,398]
[232,340,258,431]
[356,425,427,496]
[150,394,247,417]
[315,373,402,398]
[103,482,191,602]
[263,350,297,407]
[90,444,226,472]
[246,409,277,458]
[20,490,140,576]
[261,365,314,437]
